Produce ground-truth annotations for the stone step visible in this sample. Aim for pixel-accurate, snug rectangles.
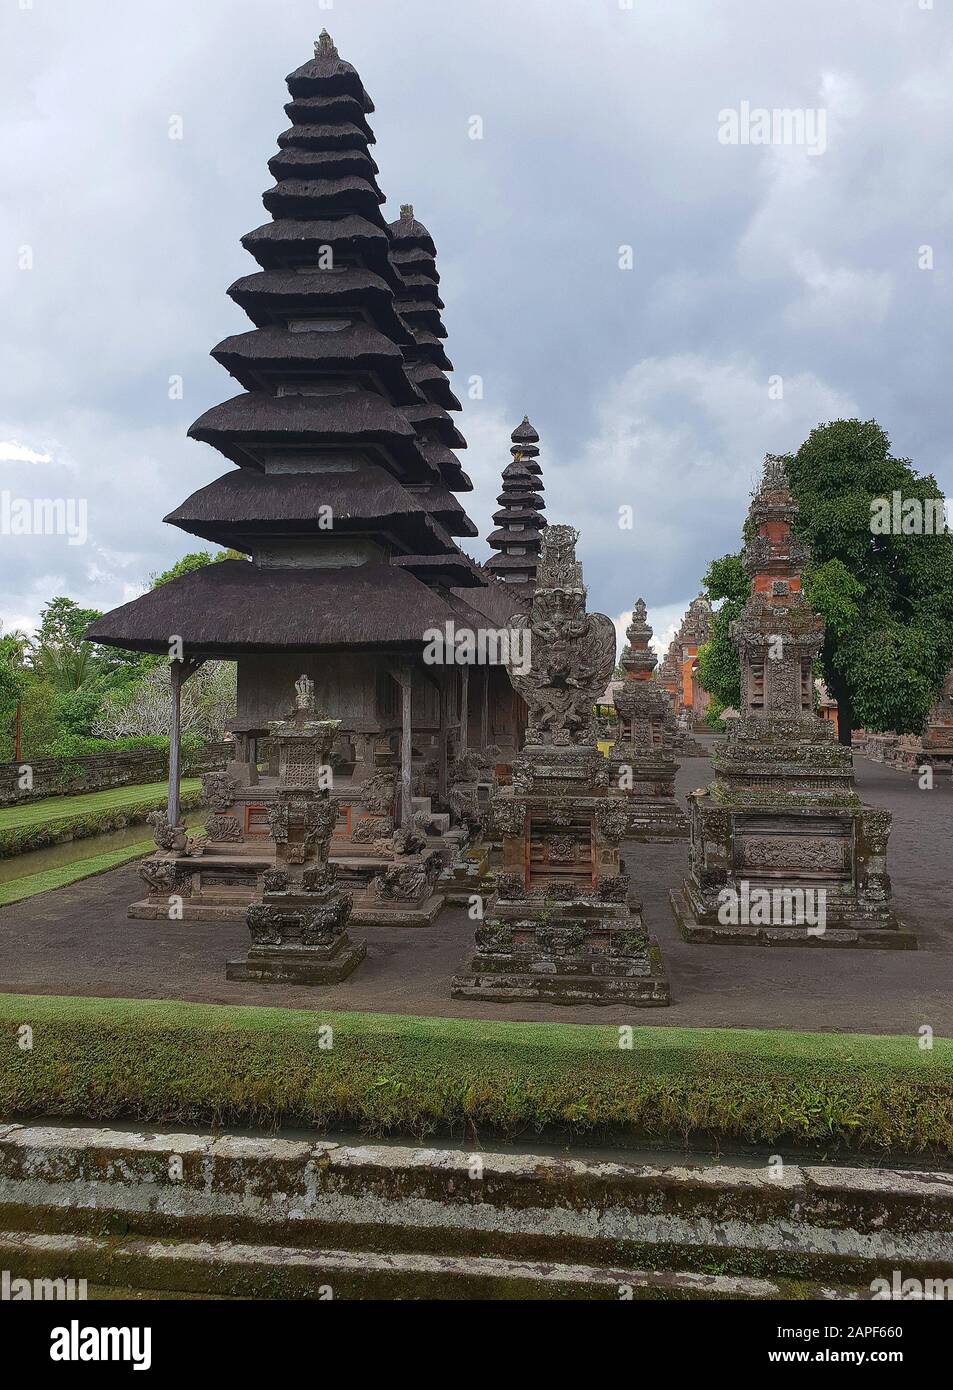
[2,1123,951,1299]
[0,1230,862,1302]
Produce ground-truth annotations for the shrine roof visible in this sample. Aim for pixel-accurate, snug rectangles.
[227,267,410,341]
[210,324,420,404]
[283,94,374,136]
[165,467,456,553]
[286,37,374,110]
[86,560,476,655]
[267,146,380,182]
[276,122,374,151]
[262,177,387,224]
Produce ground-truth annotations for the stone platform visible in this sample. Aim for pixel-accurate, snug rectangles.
[226,936,367,984]
[670,885,917,950]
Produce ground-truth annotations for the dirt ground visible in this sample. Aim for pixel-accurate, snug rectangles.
[1,742,951,1036]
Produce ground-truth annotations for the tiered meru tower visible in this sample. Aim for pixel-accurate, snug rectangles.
[671,456,912,949]
[485,418,547,586]
[87,32,516,918]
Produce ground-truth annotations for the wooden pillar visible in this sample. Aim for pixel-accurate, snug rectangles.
[459,663,469,754]
[480,666,489,749]
[167,657,203,829]
[437,670,449,803]
[167,660,184,828]
[388,664,414,827]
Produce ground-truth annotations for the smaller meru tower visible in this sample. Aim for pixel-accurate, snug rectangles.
[671,455,912,949]
[485,417,547,586]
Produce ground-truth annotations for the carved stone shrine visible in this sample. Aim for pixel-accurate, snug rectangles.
[452,526,671,1004]
[610,599,688,841]
[227,676,366,982]
[670,456,913,949]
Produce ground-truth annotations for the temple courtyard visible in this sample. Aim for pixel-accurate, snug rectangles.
[3,742,950,1035]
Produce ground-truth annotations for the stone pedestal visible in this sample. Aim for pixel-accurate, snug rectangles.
[452,527,671,1005]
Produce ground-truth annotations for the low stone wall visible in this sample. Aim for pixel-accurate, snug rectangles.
[0,742,230,807]
[0,1122,950,1299]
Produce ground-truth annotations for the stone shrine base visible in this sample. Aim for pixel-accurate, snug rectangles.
[670,884,917,950]
[226,933,367,984]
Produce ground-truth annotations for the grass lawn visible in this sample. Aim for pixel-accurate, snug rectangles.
[1,994,951,1155]
[0,839,155,907]
[0,780,202,832]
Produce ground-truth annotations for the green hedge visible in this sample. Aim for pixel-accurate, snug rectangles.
[1,995,951,1156]
[0,790,204,859]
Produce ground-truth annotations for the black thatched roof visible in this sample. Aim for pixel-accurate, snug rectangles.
[227,267,410,342]
[241,217,399,286]
[391,246,439,282]
[387,205,437,256]
[403,330,452,371]
[396,273,443,308]
[263,177,387,224]
[407,361,461,410]
[391,554,485,588]
[283,94,374,138]
[398,299,447,336]
[484,551,539,575]
[487,527,543,549]
[286,33,374,110]
[268,146,379,182]
[404,402,467,449]
[86,560,474,655]
[277,122,373,151]
[417,441,473,492]
[165,467,454,554]
[188,391,437,478]
[411,486,479,537]
[511,416,539,444]
[210,324,420,404]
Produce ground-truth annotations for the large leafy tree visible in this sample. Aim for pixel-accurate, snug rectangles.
[785,420,953,744]
[696,552,748,721]
[697,419,953,745]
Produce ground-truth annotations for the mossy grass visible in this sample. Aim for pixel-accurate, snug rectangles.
[0,842,155,907]
[1,994,950,1155]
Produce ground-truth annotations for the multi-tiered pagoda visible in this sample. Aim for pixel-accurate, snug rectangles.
[671,456,912,949]
[485,418,547,586]
[87,33,515,918]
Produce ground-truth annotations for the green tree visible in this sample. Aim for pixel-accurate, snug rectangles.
[149,548,244,589]
[695,420,953,746]
[696,552,748,721]
[784,420,953,744]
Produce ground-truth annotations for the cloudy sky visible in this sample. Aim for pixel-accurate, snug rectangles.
[1,0,951,655]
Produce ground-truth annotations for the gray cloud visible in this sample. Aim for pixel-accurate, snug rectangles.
[1,0,950,634]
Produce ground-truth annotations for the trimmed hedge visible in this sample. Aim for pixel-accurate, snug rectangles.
[1,995,951,1156]
[0,783,203,858]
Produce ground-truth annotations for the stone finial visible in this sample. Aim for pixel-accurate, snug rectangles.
[400,203,414,220]
[537,524,583,591]
[314,29,337,58]
[760,453,788,493]
[295,673,316,715]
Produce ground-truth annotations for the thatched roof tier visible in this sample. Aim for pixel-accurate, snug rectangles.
[165,467,454,554]
[209,324,420,403]
[407,361,461,409]
[283,94,374,137]
[187,391,437,478]
[403,329,452,370]
[276,122,373,152]
[86,560,480,656]
[267,146,380,182]
[483,551,540,575]
[417,442,472,492]
[227,268,410,341]
[262,177,386,224]
[391,554,485,588]
[387,206,437,256]
[403,402,466,448]
[411,486,479,537]
[241,217,400,285]
[286,33,374,109]
[487,527,543,549]
[391,247,439,281]
[397,300,447,336]
[511,416,539,444]
[397,274,444,308]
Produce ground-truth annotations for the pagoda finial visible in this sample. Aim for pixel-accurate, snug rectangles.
[314,29,337,58]
[400,203,414,220]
